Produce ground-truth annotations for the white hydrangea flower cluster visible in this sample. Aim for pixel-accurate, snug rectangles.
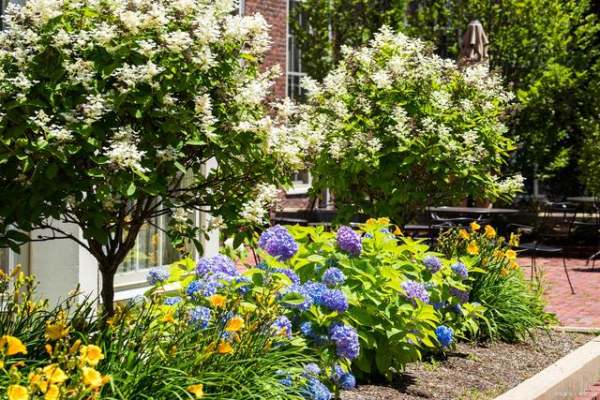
[239,184,280,225]
[296,26,519,212]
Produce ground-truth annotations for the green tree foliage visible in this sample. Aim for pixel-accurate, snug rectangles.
[0,0,307,314]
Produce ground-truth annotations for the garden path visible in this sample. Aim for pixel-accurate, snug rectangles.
[520,257,600,328]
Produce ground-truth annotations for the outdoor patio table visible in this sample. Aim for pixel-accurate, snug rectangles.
[428,206,519,216]
[566,196,597,204]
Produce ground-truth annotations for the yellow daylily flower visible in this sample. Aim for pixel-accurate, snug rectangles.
[493,250,505,259]
[163,312,176,324]
[42,365,68,384]
[500,267,510,277]
[225,316,245,332]
[470,221,481,232]
[80,345,104,366]
[44,385,59,400]
[506,249,517,260]
[81,367,104,389]
[1,335,27,356]
[466,241,479,255]
[365,218,377,225]
[377,217,390,225]
[7,385,28,400]
[45,323,69,341]
[509,233,520,247]
[187,384,204,399]
[510,261,520,270]
[393,226,402,236]
[217,341,233,354]
[208,295,226,308]
[459,229,470,240]
[0,360,4,369]
[484,225,496,239]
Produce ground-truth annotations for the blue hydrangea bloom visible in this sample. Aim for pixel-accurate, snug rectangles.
[235,276,252,294]
[276,370,293,387]
[259,225,298,261]
[339,373,356,390]
[329,323,360,360]
[451,262,468,279]
[186,279,221,297]
[189,306,211,329]
[321,267,346,287]
[331,364,345,381]
[435,325,454,348]
[196,254,239,279]
[423,255,443,273]
[304,363,321,376]
[164,296,182,306]
[302,377,332,400]
[303,281,328,305]
[146,267,170,285]
[281,284,314,311]
[451,304,463,315]
[274,268,301,285]
[450,287,470,304]
[402,280,430,304]
[433,301,446,310]
[271,316,292,338]
[336,226,362,256]
[300,321,314,337]
[321,289,348,313]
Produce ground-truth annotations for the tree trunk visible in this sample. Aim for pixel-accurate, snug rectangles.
[100,268,116,317]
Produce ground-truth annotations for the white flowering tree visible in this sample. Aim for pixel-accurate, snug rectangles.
[298,27,522,223]
[0,0,307,314]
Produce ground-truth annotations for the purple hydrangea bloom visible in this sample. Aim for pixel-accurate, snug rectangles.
[259,225,298,261]
[196,255,239,279]
[322,267,346,287]
[423,255,443,273]
[435,325,454,348]
[433,301,446,310]
[336,226,362,256]
[302,377,332,400]
[274,268,301,285]
[321,289,348,313]
[146,267,170,285]
[189,306,211,329]
[164,296,182,306]
[271,316,293,338]
[402,280,430,304]
[329,323,360,360]
[304,363,321,376]
[303,281,328,305]
[450,287,470,304]
[451,262,468,279]
[339,373,356,390]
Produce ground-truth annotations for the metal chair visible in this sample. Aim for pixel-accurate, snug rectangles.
[508,201,576,294]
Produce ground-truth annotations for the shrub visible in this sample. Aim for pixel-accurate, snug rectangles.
[297,27,519,223]
[255,220,486,381]
[0,265,314,399]
[437,224,555,342]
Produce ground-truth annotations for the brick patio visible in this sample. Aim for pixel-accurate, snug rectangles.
[519,257,600,328]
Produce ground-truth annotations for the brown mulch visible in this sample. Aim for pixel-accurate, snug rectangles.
[341,330,594,400]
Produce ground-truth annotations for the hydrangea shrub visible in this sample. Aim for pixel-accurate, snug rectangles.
[297,27,521,222]
[0,0,310,313]
[258,219,486,381]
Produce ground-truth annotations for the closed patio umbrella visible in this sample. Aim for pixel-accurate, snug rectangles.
[459,20,489,65]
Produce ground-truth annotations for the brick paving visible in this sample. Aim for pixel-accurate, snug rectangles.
[519,256,600,328]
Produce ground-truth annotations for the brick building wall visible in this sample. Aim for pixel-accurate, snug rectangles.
[244,0,288,98]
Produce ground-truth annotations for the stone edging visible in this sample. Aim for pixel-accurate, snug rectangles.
[495,335,600,400]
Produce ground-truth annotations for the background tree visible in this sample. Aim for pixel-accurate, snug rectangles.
[292,0,600,196]
[0,0,307,314]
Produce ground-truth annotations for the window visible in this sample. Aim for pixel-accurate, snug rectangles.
[287,0,306,100]
[0,244,29,274]
[119,214,179,274]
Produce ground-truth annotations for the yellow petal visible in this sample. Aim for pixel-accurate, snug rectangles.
[466,241,479,255]
[45,323,69,341]
[225,316,245,332]
[187,384,204,399]
[217,341,233,354]
[459,229,470,240]
[81,367,104,389]
[2,336,27,356]
[7,385,29,400]
[470,222,480,232]
[80,344,104,366]
[44,385,59,400]
[208,295,226,308]
[484,225,496,239]
[42,365,68,384]
[506,249,517,260]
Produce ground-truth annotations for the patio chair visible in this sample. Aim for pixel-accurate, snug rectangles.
[508,201,576,294]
